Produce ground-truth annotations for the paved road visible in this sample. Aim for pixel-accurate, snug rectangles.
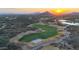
[10,30,38,43]
[9,22,72,50]
[32,25,72,50]
[32,31,70,50]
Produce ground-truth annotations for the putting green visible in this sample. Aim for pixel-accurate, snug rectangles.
[19,24,58,42]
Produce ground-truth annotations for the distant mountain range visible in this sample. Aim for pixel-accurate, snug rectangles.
[69,12,79,15]
[0,11,79,16]
[62,12,79,16]
[0,11,53,16]
[32,12,79,16]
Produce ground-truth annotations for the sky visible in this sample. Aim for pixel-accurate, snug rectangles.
[0,8,79,14]
[0,0,79,14]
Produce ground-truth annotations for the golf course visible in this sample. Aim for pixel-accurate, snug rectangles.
[19,24,58,42]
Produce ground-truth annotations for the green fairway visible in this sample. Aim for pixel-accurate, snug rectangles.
[19,24,58,42]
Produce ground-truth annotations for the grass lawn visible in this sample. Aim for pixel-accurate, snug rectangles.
[19,23,58,42]
[41,45,59,50]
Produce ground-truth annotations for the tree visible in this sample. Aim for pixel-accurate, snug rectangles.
[0,36,9,47]
[7,43,21,50]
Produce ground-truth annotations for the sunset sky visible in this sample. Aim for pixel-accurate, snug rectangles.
[0,8,79,13]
